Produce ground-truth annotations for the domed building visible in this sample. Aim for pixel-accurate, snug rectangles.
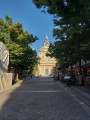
[38,34,57,76]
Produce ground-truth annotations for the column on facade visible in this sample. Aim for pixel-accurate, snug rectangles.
[44,65,45,76]
[43,65,44,76]
[51,66,53,74]
[49,65,50,75]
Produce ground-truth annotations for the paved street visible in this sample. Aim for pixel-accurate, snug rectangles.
[0,77,90,120]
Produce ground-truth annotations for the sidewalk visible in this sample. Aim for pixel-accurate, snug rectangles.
[58,81,90,106]
[73,85,90,95]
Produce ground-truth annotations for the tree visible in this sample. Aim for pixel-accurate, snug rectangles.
[46,42,78,75]
[33,0,89,31]
[0,15,38,78]
[33,0,90,75]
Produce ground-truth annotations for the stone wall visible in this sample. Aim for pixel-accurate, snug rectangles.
[0,73,12,90]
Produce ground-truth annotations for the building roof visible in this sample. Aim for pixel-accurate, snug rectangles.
[40,34,50,51]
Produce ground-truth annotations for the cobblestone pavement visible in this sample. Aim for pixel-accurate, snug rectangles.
[0,77,90,120]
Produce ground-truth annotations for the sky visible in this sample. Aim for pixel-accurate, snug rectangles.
[0,0,55,53]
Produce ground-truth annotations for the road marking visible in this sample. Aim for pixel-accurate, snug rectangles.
[24,83,57,85]
[11,90,65,93]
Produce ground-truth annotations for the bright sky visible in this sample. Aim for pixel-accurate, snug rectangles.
[0,0,55,53]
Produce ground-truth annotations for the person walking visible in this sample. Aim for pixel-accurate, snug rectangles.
[30,74,33,79]
[83,66,87,76]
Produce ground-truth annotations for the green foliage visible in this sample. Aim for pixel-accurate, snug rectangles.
[33,0,90,45]
[33,0,89,27]
[0,15,38,76]
[33,63,39,76]
[47,43,75,68]
[33,0,90,75]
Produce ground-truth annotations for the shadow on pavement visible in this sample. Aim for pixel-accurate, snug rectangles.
[0,77,90,120]
[0,78,25,120]
[0,77,55,120]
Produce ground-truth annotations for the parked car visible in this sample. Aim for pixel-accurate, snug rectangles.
[84,76,90,86]
[61,74,65,82]
[63,73,75,85]
[64,75,71,85]
[75,75,84,86]
[53,74,60,80]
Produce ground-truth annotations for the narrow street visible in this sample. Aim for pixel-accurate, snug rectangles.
[0,77,90,120]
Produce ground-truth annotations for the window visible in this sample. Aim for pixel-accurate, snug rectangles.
[45,69,48,75]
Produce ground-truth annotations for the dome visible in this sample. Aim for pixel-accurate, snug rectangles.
[43,34,50,47]
[40,34,50,51]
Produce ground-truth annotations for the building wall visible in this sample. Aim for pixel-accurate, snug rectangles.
[38,36,57,76]
[0,73,12,90]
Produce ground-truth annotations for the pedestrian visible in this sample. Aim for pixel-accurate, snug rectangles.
[30,74,33,79]
[83,66,87,76]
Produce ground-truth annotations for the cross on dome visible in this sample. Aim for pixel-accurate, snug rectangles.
[45,33,48,41]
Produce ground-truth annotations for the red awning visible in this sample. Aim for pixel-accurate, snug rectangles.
[73,68,79,71]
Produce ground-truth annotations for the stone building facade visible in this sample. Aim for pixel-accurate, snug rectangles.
[38,35,57,76]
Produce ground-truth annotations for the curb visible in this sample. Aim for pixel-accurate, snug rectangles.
[0,80,23,93]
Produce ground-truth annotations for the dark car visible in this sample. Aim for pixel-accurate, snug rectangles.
[84,76,90,86]
[64,74,75,85]
[75,75,84,86]
[54,74,60,80]
[61,74,65,82]
[64,75,71,85]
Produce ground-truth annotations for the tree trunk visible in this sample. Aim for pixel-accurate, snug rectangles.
[78,43,82,75]
[16,74,18,80]
[8,63,11,72]
[14,67,19,80]
[70,49,73,76]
